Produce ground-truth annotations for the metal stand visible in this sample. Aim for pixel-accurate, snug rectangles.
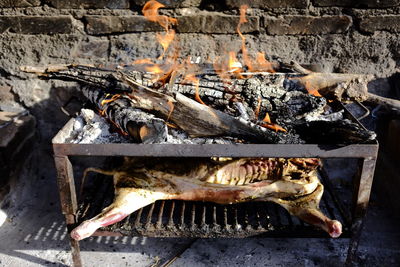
[53,119,378,267]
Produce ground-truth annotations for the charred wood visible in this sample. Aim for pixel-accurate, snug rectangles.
[82,86,167,143]
[120,74,299,143]
[293,119,376,144]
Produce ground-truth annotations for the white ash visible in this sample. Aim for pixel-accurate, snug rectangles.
[67,109,129,144]
[165,128,235,144]
[66,109,234,144]
[305,110,344,122]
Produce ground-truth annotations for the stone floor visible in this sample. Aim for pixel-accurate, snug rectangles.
[0,154,399,267]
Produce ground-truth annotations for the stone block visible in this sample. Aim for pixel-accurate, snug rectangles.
[133,0,202,8]
[46,0,129,9]
[0,16,73,34]
[85,16,163,35]
[360,16,400,33]
[313,0,399,8]
[0,0,40,7]
[177,15,259,33]
[264,15,352,35]
[226,0,308,9]
[73,40,110,58]
[0,17,11,33]
[86,15,259,35]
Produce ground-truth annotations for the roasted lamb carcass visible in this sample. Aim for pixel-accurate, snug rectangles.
[71,157,342,240]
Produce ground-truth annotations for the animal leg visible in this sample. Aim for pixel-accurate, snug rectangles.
[71,188,166,240]
[272,183,342,238]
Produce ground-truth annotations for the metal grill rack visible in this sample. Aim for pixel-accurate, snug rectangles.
[53,109,378,267]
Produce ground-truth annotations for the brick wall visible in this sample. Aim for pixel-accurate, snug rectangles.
[0,0,400,136]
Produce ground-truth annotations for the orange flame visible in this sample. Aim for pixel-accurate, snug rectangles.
[142,1,177,31]
[262,123,287,133]
[235,5,275,73]
[145,64,163,74]
[156,30,176,59]
[193,77,206,105]
[132,58,154,65]
[237,5,253,71]
[100,93,121,106]
[304,80,322,97]
[228,51,242,72]
[252,52,275,73]
[167,99,174,121]
[183,74,206,105]
[262,112,271,124]
[260,112,287,133]
[143,0,178,60]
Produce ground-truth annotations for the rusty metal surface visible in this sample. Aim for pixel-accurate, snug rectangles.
[75,170,351,239]
[54,156,78,215]
[346,157,378,265]
[53,141,378,158]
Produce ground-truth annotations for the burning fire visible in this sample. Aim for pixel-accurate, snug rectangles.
[182,59,206,105]
[129,1,289,133]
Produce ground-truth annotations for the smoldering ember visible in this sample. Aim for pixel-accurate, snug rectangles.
[1,1,400,267]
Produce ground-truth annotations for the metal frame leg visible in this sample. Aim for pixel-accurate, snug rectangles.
[54,156,82,267]
[346,157,377,266]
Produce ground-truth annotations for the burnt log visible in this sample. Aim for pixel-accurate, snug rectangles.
[287,70,400,113]
[82,86,167,143]
[119,73,299,143]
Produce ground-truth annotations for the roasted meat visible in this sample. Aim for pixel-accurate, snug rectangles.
[71,158,342,240]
